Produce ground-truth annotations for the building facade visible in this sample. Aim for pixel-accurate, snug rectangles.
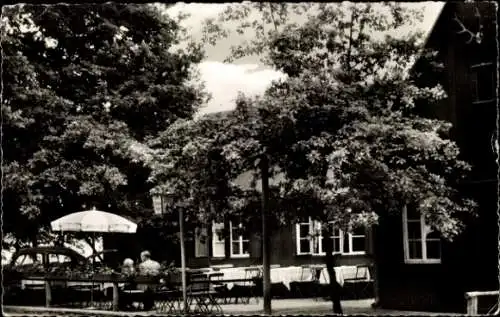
[185,219,373,268]
[375,2,498,313]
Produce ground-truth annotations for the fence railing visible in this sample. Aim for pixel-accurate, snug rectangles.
[465,290,499,315]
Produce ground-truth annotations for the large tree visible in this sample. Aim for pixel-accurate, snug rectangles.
[1,3,209,246]
[144,3,478,314]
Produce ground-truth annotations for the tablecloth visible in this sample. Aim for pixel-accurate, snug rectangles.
[317,265,371,287]
[195,265,370,290]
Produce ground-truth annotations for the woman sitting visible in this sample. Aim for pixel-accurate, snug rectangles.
[118,258,137,310]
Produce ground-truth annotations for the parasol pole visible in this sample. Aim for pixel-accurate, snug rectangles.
[91,232,95,307]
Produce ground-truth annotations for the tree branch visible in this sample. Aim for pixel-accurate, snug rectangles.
[268,3,279,32]
[346,10,355,72]
[453,13,480,44]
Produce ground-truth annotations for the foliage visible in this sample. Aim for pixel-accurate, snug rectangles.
[144,3,477,242]
[1,3,208,244]
[140,4,479,312]
[192,2,477,240]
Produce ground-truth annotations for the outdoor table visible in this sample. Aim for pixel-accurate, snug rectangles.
[185,267,211,274]
[208,272,224,282]
[316,265,370,287]
[197,277,262,305]
[21,274,163,311]
[300,265,327,282]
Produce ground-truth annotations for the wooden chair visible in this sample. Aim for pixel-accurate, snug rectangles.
[343,264,374,299]
[298,265,324,300]
[186,274,222,314]
[240,267,262,304]
[208,272,228,304]
[154,289,182,314]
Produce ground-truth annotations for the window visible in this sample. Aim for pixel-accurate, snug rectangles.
[211,222,225,258]
[402,205,441,264]
[48,254,72,264]
[297,220,312,255]
[14,254,32,266]
[470,62,495,104]
[229,222,250,258]
[194,227,209,258]
[348,227,366,253]
[14,253,43,267]
[296,218,365,255]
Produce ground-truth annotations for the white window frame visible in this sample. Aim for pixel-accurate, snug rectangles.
[346,229,367,255]
[402,205,441,264]
[296,219,314,255]
[470,62,496,105]
[211,222,225,258]
[194,227,208,258]
[295,218,365,255]
[229,222,250,258]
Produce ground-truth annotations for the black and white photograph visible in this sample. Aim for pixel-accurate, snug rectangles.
[1,1,498,315]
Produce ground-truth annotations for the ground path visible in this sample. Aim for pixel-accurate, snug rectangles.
[3,298,463,316]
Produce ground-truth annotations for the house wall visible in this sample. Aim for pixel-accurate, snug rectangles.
[186,223,372,268]
[375,212,469,312]
[376,2,498,313]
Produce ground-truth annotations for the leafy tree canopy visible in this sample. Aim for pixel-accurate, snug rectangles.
[2,3,209,244]
[147,2,477,241]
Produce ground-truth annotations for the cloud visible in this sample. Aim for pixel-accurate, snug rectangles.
[162,2,445,116]
[195,61,286,116]
[164,2,228,26]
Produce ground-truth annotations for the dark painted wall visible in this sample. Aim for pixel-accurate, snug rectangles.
[186,223,372,268]
[376,2,498,313]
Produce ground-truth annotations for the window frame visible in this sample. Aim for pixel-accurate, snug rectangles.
[194,226,209,258]
[470,62,496,105]
[347,229,367,255]
[402,205,442,264]
[295,218,366,256]
[296,220,313,255]
[211,222,226,258]
[48,253,72,264]
[13,253,44,267]
[229,221,250,258]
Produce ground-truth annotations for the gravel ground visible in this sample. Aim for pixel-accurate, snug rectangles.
[3,298,463,316]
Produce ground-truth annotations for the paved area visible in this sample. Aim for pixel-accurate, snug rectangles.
[3,299,463,316]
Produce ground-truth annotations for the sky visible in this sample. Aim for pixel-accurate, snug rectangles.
[164,2,445,116]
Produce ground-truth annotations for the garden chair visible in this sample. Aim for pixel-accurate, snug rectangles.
[297,265,324,300]
[208,272,228,304]
[154,288,182,314]
[343,264,373,299]
[186,274,222,314]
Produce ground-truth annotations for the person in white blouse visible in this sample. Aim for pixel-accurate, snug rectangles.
[137,250,160,310]
[138,251,161,276]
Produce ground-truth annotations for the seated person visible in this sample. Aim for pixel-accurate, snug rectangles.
[119,258,138,310]
[138,251,161,276]
[121,258,137,290]
[122,258,136,276]
[137,251,161,310]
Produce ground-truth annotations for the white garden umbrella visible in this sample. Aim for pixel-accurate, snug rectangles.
[51,207,137,234]
[50,207,138,307]
[51,207,137,261]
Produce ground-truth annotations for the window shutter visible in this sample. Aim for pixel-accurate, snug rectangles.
[194,227,208,258]
[212,222,225,258]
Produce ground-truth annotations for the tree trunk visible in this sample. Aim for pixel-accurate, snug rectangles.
[32,234,38,248]
[55,233,65,247]
[323,232,343,314]
[260,154,272,315]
